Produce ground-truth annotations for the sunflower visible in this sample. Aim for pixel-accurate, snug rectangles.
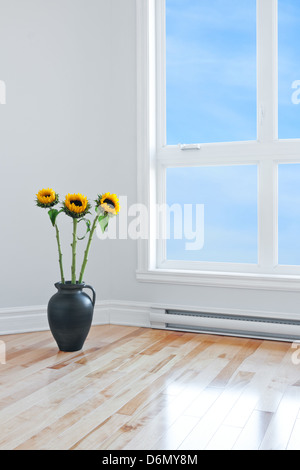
[36,188,59,208]
[63,193,91,219]
[96,192,120,215]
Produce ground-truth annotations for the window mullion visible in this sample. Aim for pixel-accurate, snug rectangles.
[258,160,278,271]
[257,0,278,142]
[156,0,166,150]
[257,0,278,273]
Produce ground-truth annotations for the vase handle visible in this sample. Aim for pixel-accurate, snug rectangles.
[83,285,96,307]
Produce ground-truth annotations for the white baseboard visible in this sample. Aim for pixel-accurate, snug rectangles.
[0,300,150,336]
[0,305,49,335]
[1,299,300,343]
[108,301,151,328]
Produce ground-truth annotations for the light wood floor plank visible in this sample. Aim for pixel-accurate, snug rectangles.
[233,410,274,450]
[259,385,300,450]
[205,424,242,450]
[0,325,299,450]
[287,419,300,450]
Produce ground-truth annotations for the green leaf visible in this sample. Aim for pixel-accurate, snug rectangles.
[98,214,109,233]
[48,209,62,227]
[77,218,91,241]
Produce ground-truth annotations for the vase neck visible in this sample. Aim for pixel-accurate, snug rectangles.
[55,281,85,292]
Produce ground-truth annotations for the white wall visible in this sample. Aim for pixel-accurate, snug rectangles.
[1,0,300,324]
[0,0,114,308]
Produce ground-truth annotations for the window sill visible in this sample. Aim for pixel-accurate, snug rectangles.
[136,268,300,292]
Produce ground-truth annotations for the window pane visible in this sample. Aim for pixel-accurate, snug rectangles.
[166,0,257,145]
[166,165,258,263]
[278,164,300,265]
[278,0,300,139]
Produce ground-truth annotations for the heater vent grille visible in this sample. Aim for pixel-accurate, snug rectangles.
[149,308,300,342]
[166,309,300,326]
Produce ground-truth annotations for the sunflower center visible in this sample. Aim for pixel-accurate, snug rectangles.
[44,193,51,198]
[70,199,83,207]
[103,198,115,208]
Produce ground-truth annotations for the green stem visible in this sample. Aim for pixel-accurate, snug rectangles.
[71,218,78,284]
[78,216,98,284]
[55,223,65,284]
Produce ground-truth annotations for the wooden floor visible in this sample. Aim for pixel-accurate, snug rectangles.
[0,325,299,450]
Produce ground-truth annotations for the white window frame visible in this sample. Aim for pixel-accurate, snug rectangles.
[136,0,300,291]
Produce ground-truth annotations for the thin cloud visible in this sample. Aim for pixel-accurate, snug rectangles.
[166,0,257,144]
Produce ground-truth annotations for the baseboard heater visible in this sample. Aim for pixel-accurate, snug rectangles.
[149,308,300,342]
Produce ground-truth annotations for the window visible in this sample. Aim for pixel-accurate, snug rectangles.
[278,164,300,265]
[166,165,258,264]
[278,0,300,139]
[166,0,257,145]
[136,0,300,289]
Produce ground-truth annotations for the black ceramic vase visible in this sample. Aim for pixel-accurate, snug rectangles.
[47,281,96,352]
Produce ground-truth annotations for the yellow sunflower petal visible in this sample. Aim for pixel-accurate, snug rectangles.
[36,188,56,205]
[64,193,88,215]
[99,193,120,215]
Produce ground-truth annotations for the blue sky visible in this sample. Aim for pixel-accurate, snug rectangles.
[166,0,257,145]
[278,164,300,265]
[277,2,300,265]
[278,0,300,139]
[166,0,300,264]
[166,165,258,263]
